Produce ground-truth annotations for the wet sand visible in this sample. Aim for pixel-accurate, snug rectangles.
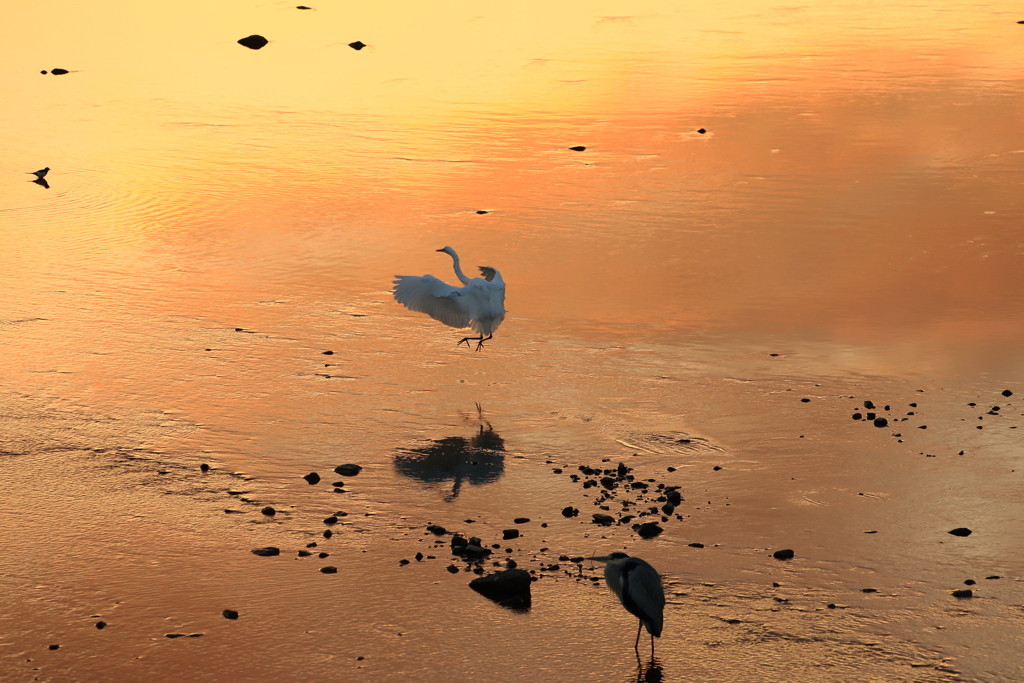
[3,0,1024,680]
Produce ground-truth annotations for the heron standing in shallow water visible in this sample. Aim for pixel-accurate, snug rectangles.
[392,246,506,351]
[595,552,666,655]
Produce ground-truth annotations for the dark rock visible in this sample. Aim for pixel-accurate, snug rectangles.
[306,542,318,548]
[349,41,366,50]
[469,568,532,604]
[251,547,280,556]
[665,490,682,506]
[446,564,460,574]
[323,516,338,525]
[909,402,917,407]
[322,350,334,355]
[41,70,47,74]
[222,610,239,620]
[51,68,69,75]
[712,465,722,471]
[323,529,333,538]
[697,128,707,134]
[952,589,973,598]
[661,504,674,515]
[948,527,972,537]
[399,559,410,566]
[552,468,562,473]
[415,552,423,561]
[335,464,362,476]
[561,506,579,518]
[864,400,875,409]
[200,463,210,472]
[866,412,876,420]
[636,522,663,538]
[95,621,106,630]
[592,513,615,526]
[873,417,888,428]
[852,413,862,420]
[261,506,276,516]
[298,550,312,557]
[986,575,1001,580]
[332,481,344,487]
[964,579,976,585]
[513,517,530,524]
[166,633,186,638]
[773,549,795,560]
[1002,390,1013,397]
[918,425,927,429]
[320,566,338,573]
[476,210,489,214]
[800,398,810,403]
[318,552,329,558]
[688,542,704,548]
[426,524,447,535]
[600,476,616,489]
[861,588,878,593]
[237,35,269,50]
[297,5,312,8]
[49,644,59,650]
[303,472,321,485]
[569,145,586,151]
[502,529,520,540]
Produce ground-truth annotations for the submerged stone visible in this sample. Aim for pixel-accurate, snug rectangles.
[238,35,269,50]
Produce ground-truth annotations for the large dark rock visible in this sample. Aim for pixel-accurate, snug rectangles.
[561,506,579,518]
[426,524,447,535]
[348,41,366,50]
[335,464,362,476]
[773,549,795,560]
[222,610,239,620]
[469,568,532,604]
[502,528,520,540]
[592,514,615,526]
[238,35,269,50]
[636,522,663,538]
[303,472,321,485]
[948,528,973,537]
[952,589,973,598]
[251,547,280,556]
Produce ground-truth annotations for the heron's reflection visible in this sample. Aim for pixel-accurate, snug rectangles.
[394,414,504,502]
[631,657,664,683]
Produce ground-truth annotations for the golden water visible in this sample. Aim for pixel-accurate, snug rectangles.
[2,0,1023,680]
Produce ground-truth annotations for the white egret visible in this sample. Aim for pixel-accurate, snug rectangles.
[392,246,506,351]
[595,552,666,655]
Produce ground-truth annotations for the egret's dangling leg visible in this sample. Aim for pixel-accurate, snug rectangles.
[457,333,492,351]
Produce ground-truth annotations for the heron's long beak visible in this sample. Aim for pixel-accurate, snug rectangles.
[435,248,446,252]
[591,555,612,563]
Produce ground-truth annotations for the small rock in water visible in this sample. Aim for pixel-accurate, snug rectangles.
[95,621,107,630]
[399,559,410,566]
[41,70,48,74]
[322,350,334,355]
[697,128,706,134]
[261,506,276,516]
[251,547,280,556]
[332,481,345,487]
[476,210,489,214]
[222,610,239,620]
[712,465,722,471]
[861,588,878,593]
[502,529,520,540]
[852,413,862,420]
[688,542,704,548]
[863,400,875,409]
[964,579,976,585]
[592,514,615,526]
[320,566,338,574]
[303,472,321,485]
[237,35,269,50]
[415,552,423,561]
[298,550,312,557]
[773,549,795,560]
[166,633,187,639]
[323,529,333,538]
[636,522,663,538]
[800,398,810,403]
[469,568,532,603]
[323,516,338,525]
[348,41,366,50]
[318,552,329,558]
[986,575,1001,580]
[297,5,313,8]
[446,564,460,574]
[1002,389,1013,396]
[51,68,69,75]
[335,464,362,476]
[426,524,447,535]
[873,417,888,428]
[948,527,972,537]
[952,589,973,598]
[561,506,579,517]
[200,463,210,472]
[513,517,530,524]
[49,644,59,650]
[569,145,586,151]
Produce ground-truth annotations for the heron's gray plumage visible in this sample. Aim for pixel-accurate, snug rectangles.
[598,552,666,653]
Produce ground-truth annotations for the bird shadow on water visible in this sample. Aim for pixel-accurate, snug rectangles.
[393,409,505,502]
[631,657,665,683]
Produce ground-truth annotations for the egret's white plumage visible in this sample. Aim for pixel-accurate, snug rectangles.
[393,246,506,350]
[595,552,666,655]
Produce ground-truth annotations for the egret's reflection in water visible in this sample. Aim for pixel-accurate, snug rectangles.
[393,422,505,501]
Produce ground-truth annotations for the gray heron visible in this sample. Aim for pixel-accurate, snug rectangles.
[595,552,666,655]
[393,246,506,351]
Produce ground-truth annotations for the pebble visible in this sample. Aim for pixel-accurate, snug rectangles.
[399,559,410,566]
[469,568,532,602]
[48,644,59,650]
[323,529,333,538]
[772,549,795,560]
[697,128,706,134]
[51,68,69,75]
[95,621,106,630]
[964,579,976,585]
[801,398,810,403]
[222,610,239,620]
[561,506,579,518]
[348,41,366,50]
[1002,390,1013,397]
[335,464,362,476]
[251,547,280,556]
[569,146,586,151]
[261,506,276,516]
[592,513,615,526]
[322,350,334,355]
[513,517,530,524]
[324,516,338,525]
[864,400,875,409]
[952,589,973,598]
[688,542,704,548]
[426,524,448,535]
[948,528,972,537]
[200,463,210,472]
[298,550,312,557]
[415,552,424,561]
[320,566,338,574]
[303,472,321,485]
[476,210,489,214]
[502,529,520,540]
[237,35,269,50]
[319,552,329,558]
[712,465,722,471]
[873,417,888,428]
[446,564,460,574]
[861,588,878,593]
[636,522,663,538]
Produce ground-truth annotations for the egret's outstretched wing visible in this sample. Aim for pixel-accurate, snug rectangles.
[392,274,470,329]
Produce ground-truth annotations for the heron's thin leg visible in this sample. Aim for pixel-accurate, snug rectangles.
[634,620,642,653]
[650,632,655,657]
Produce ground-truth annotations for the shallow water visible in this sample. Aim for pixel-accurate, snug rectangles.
[2,0,1024,680]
